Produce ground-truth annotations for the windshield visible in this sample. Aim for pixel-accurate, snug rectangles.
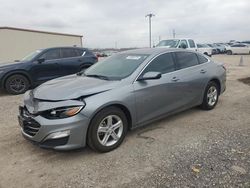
[85,53,149,80]
[22,50,42,61]
[156,40,180,48]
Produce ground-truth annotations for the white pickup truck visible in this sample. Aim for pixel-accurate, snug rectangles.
[156,38,198,51]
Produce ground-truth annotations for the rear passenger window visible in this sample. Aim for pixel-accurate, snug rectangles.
[175,52,199,69]
[188,40,195,48]
[197,54,208,64]
[85,50,93,56]
[143,53,175,74]
[61,49,78,58]
[76,49,85,56]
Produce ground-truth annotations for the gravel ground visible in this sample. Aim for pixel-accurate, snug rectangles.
[0,55,249,188]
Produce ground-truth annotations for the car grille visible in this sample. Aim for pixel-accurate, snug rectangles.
[22,107,41,137]
[22,118,41,137]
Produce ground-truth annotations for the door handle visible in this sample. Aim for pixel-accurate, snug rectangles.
[200,69,207,74]
[171,77,180,82]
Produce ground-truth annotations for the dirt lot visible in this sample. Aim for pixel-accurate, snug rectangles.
[0,55,249,188]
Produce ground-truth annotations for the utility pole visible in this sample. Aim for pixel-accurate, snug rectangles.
[146,13,155,48]
[173,29,176,38]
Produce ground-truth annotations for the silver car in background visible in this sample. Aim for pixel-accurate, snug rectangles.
[18,48,226,152]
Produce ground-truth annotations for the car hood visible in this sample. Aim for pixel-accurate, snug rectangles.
[0,61,27,69]
[33,74,120,101]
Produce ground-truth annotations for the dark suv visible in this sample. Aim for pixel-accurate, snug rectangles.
[0,47,98,94]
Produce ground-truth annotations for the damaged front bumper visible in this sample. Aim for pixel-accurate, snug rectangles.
[18,91,91,150]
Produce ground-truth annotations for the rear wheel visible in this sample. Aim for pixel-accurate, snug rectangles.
[5,74,30,95]
[201,81,219,110]
[87,107,128,152]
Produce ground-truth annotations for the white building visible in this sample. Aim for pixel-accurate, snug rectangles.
[0,27,83,62]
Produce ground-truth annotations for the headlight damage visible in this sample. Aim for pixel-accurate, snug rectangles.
[41,106,84,119]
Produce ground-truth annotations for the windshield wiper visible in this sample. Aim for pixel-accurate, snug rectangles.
[86,74,110,80]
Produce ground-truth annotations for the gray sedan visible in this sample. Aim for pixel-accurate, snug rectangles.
[18,48,226,152]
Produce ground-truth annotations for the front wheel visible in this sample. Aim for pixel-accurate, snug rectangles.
[227,50,232,55]
[201,81,219,110]
[87,107,128,152]
[5,74,30,95]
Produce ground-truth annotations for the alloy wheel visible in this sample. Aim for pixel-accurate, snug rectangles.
[97,115,123,147]
[9,78,26,93]
[207,86,218,106]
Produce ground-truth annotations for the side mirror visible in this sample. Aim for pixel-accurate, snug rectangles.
[37,58,45,64]
[138,71,161,81]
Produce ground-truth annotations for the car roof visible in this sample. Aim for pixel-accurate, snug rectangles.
[160,38,194,41]
[120,48,193,56]
[39,47,87,51]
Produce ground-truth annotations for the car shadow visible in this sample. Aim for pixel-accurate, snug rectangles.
[129,107,201,137]
[33,106,202,159]
[0,89,10,96]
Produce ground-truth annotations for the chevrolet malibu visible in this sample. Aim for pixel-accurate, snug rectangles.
[18,48,226,152]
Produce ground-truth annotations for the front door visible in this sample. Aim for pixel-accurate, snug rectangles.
[133,52,182,125]
[30,49,61,84]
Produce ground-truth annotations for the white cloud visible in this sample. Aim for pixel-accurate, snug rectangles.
[0,0,249,48]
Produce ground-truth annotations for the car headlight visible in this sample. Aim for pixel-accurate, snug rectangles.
[42,106,84,119]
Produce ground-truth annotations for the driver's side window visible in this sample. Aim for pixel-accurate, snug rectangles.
[40,49,61,61]
[143,53,175,75]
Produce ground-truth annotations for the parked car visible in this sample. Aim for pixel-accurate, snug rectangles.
[0,47,98,94]
[226,44,250,55]
[197,44,213,56]
[18,48,226,152]
[156,38,198,51]
[213,43,226,53]
[206,44,219,54]
[241,41,250,45]
[95,52,108,58]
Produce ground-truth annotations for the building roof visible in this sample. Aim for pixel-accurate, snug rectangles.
[0,26,83,38]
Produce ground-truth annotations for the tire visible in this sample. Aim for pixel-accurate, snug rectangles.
[204,52,208,56]
[5,74,30,95]
[87,107,128,152]
[227,50,232,55]
[201,81,219,110]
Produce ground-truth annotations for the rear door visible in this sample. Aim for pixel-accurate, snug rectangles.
[239,44,249,54]
[171,51,207,107]
[59,48,83,76]
[231,44,241,54]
